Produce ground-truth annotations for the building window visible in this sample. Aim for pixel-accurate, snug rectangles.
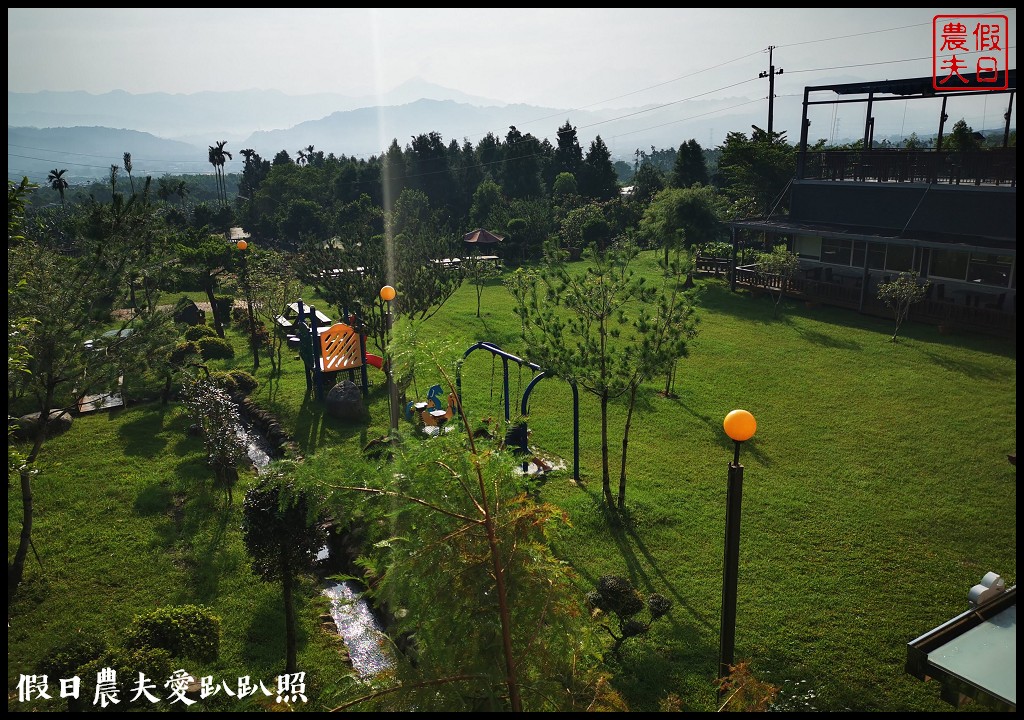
[929,249,969,280]
[794,236,821,260]
[821,238,852,265]
[885,245,914,272]
[966,254,1013,287]
[852,241,887,270]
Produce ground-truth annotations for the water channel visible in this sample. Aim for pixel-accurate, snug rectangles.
[236,405,395,679]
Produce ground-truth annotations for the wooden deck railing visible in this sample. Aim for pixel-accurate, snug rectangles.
[800,148,1016,187]
[729,264,1015,337]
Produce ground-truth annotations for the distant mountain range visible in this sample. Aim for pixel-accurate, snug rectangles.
[8,78,1007,185]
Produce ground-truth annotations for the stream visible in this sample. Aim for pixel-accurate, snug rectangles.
[235,404,396,679]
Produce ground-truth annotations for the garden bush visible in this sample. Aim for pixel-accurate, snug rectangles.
[71,646,174,711]
[211,369,259,397]
[38,635,108,680]
[124,604,221,663]
[183,324,218,342]
[197,336,235,360]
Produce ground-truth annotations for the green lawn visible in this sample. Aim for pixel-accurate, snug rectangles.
[9,251,1016,712]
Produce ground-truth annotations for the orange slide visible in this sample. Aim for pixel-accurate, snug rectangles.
[364,353,383,370]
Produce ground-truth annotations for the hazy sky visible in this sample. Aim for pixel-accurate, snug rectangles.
[8,7,1017,111]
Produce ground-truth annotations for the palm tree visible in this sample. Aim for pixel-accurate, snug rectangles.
[175,179,189,206]
[47,168,69,207]
[208,145,221,204]
[123,152,135,195]
[209,140,232,205]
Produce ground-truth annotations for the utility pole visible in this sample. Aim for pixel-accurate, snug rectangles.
[759,46,784,136]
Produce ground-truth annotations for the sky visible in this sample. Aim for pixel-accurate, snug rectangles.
[7,7,1017,150]
[9,8,1017,103]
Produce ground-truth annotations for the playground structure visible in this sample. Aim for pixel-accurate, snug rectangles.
[278,299,383,401]
[455,342,579,481]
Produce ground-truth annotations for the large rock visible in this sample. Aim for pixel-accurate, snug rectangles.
[324,380,368,423]
[11,409,73,441]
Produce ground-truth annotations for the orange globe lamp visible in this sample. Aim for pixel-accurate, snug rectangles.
[236,239,248,251]
[379,285,396,302]
[723,409,756,443]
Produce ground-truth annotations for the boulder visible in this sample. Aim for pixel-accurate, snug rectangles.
[11,409,73,441]
[324,380,368,423]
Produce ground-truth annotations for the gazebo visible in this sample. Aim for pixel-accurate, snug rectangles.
[462,228,505,249]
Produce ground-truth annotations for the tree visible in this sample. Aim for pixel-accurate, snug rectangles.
[8,180,167,593]
[323,340,605,711]
[877,270,930,342]
[181,375,247,503]
[716,126,796,216]
[123,152,135,196]
[208,140,232,205]
[586,575,672,656]
[501,125,544,200]
[108,164,120,199]
[551,171,579,200]
[579,136,619,201]
[468,178,507,230]
[754,245,800,318]
[631,162,665,204]
[241,469,327,674]
[509,240,698,510]
[552,120,583,184]
[175,228,232,338]
[47,169,69,208]
[249,248,301,375]
[944,119,983,153]
[639,185,726,270]
[671,139,709,188]
[463,254,501,318]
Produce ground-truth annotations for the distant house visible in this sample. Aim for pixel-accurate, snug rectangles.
[725,70,1016,338]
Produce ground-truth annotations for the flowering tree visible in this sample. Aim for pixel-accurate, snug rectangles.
[182,376,247,501]
[877,270,930,342]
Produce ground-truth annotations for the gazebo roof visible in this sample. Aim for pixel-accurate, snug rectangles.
[462,228,505,245]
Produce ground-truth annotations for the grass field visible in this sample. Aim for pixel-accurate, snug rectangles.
[8,251,1016,712]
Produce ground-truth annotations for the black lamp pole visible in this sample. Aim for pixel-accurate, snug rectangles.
[379,286,399,434]
[719,441,744,690]
[718,409,756,703]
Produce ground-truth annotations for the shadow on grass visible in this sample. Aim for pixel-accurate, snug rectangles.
[568,482,716,637]
[179,498,240,602]
[907,341,1017,380]
[117,405,171,456]
[239,584,313,671]
[562,483,718,711]
[294,388,375,455]
[134,482,173,516]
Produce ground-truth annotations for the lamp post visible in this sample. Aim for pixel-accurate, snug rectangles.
[379,285,399,434]
[236,238,259,371]
[719,408,757,697]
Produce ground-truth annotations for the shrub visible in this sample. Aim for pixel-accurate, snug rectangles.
[39,635,108,679]
[197,336,235,360]
[698,240,733,259]
[124,604,221,663]
[72,645,174,712]
[183,324,218,342]
[211,369,258,397]
[172,296,206,326]
[169,341,200,367]
[587,574,672,655]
